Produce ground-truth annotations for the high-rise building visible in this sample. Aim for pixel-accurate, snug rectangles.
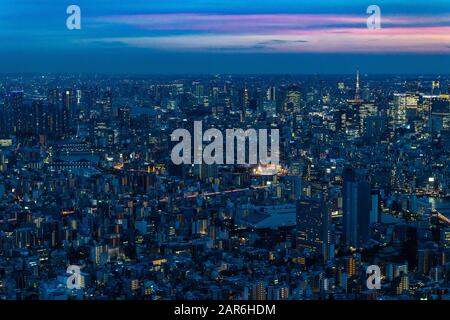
[117,106,131,132]
[32,99,48,136]
[370,190,380,224]
[47,88,62,137]
[355,69,361,102]
[285,85,301,113]
[267,285,289,300]
[193,81,205,105]
[0,100,7,136]
[62,89,74,134]
[266,86,276,101]
[432,80,441,96]
[342,167,371,248]
[359,102,377,132]
[90,244,109,265]
[390,93,418,129]
[345,255,358,278]
[430,98,450,132]
[396,274,409,295]
[296,196,332,261]
[364,115,386,143]
[252,281,266,300]
[417,248,431,275]
[5,90,25,134]
[102,89,113,115]
[193,163,218,183]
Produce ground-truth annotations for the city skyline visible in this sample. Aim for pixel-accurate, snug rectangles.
[1,0,450,305]
[0,71,449,300]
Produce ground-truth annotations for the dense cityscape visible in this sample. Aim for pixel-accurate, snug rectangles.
[0,72,449,300]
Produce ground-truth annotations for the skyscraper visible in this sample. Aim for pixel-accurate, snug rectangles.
[296,195,332,262]
[32,99,47,136]
[102,89,113,115]
[5,91,24,134]
[432,80,441,96]
[252,281,267,300]
[285,85,301,113]
[355,69,361,102]
[0,98,7,136]
[47,88,61,137]
[63,89,73,134]
[342,167,371,248]
[266,86,276,101]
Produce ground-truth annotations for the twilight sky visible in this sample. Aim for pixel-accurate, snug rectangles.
[1,0,450,74]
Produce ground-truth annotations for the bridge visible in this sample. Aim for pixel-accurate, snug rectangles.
[432,210,450,225]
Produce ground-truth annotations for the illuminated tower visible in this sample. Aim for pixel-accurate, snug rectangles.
[63,89,73,134]
[243,86,249,115]
[355,69,361,102]
[347,69,362,106]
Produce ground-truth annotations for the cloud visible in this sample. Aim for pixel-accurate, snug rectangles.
[85,13,450,53]
[90,25,450,53]
[258,39,309,44]
[92,13,450,33]
[250,39,308,50]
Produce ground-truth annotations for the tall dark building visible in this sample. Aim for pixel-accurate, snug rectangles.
[117,107,131,129]
[32,99,47,136]
[82,88,97,112]
[0,100,5,136]
[355,69,361,102]
[342,167,371,248]
[47,89,61,137]
[5,91,25,134]
[296,196,333,262]
[47,88,59,106]
[364,115,386,143]
[62,89,74,134]
[102,89,113,115]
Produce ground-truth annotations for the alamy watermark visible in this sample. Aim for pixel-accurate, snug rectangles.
[66,265,84,289]
[170,121,279,165]
[366,265,381,289]
[66,5,81,30]
[367,5,381,30]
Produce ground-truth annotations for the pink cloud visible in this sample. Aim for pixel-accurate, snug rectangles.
[93,13,450,33]
[90,13,450,53]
